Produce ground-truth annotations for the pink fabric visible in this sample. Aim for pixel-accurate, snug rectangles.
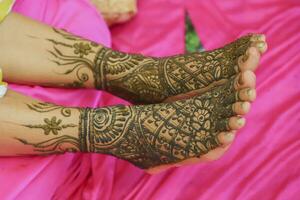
[0,0,299,199]
[1,0,130,199]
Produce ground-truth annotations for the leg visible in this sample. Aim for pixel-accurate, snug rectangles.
[0,90,80,156]
[0,69,255,173]
[0,12,266,104]
[0,12,99,88]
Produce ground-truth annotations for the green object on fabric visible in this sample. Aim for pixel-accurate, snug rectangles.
[185,13,203,53]
[0,0,15,23]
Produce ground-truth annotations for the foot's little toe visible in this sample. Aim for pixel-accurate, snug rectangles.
[250,34,266,43]
[238,47,261,71]
[234,71,256,89]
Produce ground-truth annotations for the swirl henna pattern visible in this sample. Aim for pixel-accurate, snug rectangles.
[44,28,252,103]
[93,35,252,103]
[15,102,80,155]
[79,79,238,169]
[13,79,240,169]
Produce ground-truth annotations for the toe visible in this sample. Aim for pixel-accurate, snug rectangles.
[250,34,268,54]
[217,131,236,146]
[238,47,261,71]
[234,71,256,90]
[228,116,246,130]
[216,116,246,131]
[220,102,251,118]
[251,41,268,54]
[223,72,256,105]
[250,34,266,43]
[232,102,251,115]
[237,88,256,102]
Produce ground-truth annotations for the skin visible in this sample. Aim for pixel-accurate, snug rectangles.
[0,12,267,173]
[0,71,255,173]
[90,0,137,26]
[0,13,267,102]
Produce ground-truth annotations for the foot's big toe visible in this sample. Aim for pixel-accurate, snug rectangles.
[234,70,256,89]
[250,34,266,43]
[238,34,267,72]
[238,47,261,71]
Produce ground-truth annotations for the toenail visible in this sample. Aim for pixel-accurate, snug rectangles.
[242,102,248,109]
[257,42,265,49]
[237,117,246,126]
[247,89,254,97]
[225,133,235,141]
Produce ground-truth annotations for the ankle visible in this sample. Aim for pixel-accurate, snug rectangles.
[94,48,162,103]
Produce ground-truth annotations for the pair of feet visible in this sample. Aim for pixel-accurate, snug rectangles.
[63,33,266,173]
[4,31,266,174]
[103,33,266,174]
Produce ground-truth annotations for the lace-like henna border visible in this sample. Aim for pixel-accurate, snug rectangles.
[93,48,109,90]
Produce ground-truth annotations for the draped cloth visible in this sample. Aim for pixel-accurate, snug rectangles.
[0,0,299,199]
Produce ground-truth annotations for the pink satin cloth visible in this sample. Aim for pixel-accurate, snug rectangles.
[0,0,299,199]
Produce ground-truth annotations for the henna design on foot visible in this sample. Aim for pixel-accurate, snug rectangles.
[43,28,253,103]
[13,78,244,169]
[79,79,238,169]
[93,35,252,103]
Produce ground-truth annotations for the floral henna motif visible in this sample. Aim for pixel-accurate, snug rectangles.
[44,28,251,103]
[46,28,99,88]
[79,80,237,169]
[15,102,80,155]
[23,116,77,135]
[93,35,252,103]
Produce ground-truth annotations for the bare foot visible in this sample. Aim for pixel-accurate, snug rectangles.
[78,70,256,173]
[0,70,255,173]
[45,30,266,104]
[91,34,266,103]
